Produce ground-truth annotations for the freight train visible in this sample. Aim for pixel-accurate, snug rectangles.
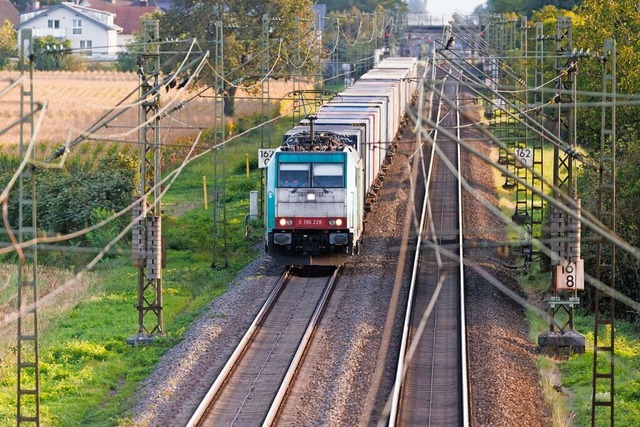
[265,57,419,265]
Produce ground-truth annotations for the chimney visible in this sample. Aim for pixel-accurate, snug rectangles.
[33,1,40,9]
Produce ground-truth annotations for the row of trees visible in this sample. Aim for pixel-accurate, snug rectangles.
[2,1,637,316]
[505,2,640,319]
[569,0,640,318]
[488,0,581,16]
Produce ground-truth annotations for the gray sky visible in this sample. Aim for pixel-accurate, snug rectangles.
[427,0,485,24]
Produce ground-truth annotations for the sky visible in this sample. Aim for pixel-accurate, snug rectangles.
[426,0,486,24]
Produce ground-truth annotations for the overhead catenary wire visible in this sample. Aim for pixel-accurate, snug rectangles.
[47,40,208,161]
[407,87,640,311]
[204,38,284,91]
[414,118,640,315]
[68,52,210,143]
[378,63,639,421]
[1,131,202,328]
[0,107,289,260]
[0,89,296,327]
[1,100,50,264]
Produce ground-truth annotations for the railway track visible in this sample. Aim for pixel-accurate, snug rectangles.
[186,266,341,426]
[388,61,469,426]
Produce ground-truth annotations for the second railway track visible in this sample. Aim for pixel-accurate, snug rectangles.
[390,61,469,426]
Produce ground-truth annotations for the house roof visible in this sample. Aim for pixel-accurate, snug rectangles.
[15,2,122,32]
[84,1,162,35]
[0,0,19,26]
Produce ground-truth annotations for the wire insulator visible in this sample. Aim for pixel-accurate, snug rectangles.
[567,199,581,262]
[132,196,146,264]
[550,207,565,265]
[146,215,162,279]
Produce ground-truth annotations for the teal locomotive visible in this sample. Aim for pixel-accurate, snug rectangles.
[265,57,419,265]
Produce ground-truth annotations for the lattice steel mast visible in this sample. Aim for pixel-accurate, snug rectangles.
[591,38,616,427]
[128,20,163,344]
[16,28,40,427]
[537,16,585,355]
[211,20,228,269]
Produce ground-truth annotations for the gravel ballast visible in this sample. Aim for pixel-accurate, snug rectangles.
[131,91,551,426]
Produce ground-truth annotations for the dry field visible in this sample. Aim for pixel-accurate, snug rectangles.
[0,70,302,161]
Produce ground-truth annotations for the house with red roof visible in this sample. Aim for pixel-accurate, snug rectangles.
[0,0,19,26]
[14,1,164,60]
[82,1,163,49]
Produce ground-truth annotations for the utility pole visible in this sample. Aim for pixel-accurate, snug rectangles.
[16,28,40,427]
[128,20,163,344]
[259,14,272,219]
[591,38,616,427]
[211,20,228,269]
[537,17,585,356]
[528,21,547,263]
[512,16,531,233]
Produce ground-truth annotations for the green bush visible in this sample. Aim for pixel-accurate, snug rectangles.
[32,36,72,71]
[86,207,124,256]
[60,54,89,72]
[0,152,136,240]
[228,180,256,193]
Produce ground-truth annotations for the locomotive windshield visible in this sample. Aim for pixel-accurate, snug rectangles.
[312,163,344,188]
[278,162,344,188]
[279,163,310,188]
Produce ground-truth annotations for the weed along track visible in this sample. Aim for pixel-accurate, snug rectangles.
[7,8,629,426]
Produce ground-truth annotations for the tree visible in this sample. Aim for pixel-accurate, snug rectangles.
[0,20,17,70]
[321,6,394,82]
[570,0,640,319]
[322,0,401,13]
[487,0,581,15]
[32,36,72,70]
[159,0,321,116]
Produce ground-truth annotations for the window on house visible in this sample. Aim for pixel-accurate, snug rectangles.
[73,19,82,35]
[80,40,93,56]
[47,20,60,29]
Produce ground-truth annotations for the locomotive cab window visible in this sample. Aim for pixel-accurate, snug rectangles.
[312,163,344,188]
[279,163,310,188]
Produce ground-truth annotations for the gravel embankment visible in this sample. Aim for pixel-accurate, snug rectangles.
[131,94,551,426]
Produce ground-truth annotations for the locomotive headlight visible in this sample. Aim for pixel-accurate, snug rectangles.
[329,219,335,226]
[335,218,343,226]
[279,218,293,227]
[306,193,316,201]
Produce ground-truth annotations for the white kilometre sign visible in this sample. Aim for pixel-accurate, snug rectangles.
[555,259,585,290]
[515,147,533,168]
[258,148,275,168]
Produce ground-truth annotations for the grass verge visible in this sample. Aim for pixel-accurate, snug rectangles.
[490,141,640,426]
[0,117,287,425]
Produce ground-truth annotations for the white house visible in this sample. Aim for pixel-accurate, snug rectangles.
[15,1,123,59]
[81,1,163,54]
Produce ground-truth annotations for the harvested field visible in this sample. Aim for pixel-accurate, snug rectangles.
[0,71,304,160]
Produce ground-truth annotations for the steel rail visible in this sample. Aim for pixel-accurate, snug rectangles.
[386,59,469,426]
[387,57,441,427]
[456,70,470,427]
[185,267,293,427]
[263,266,342,426]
